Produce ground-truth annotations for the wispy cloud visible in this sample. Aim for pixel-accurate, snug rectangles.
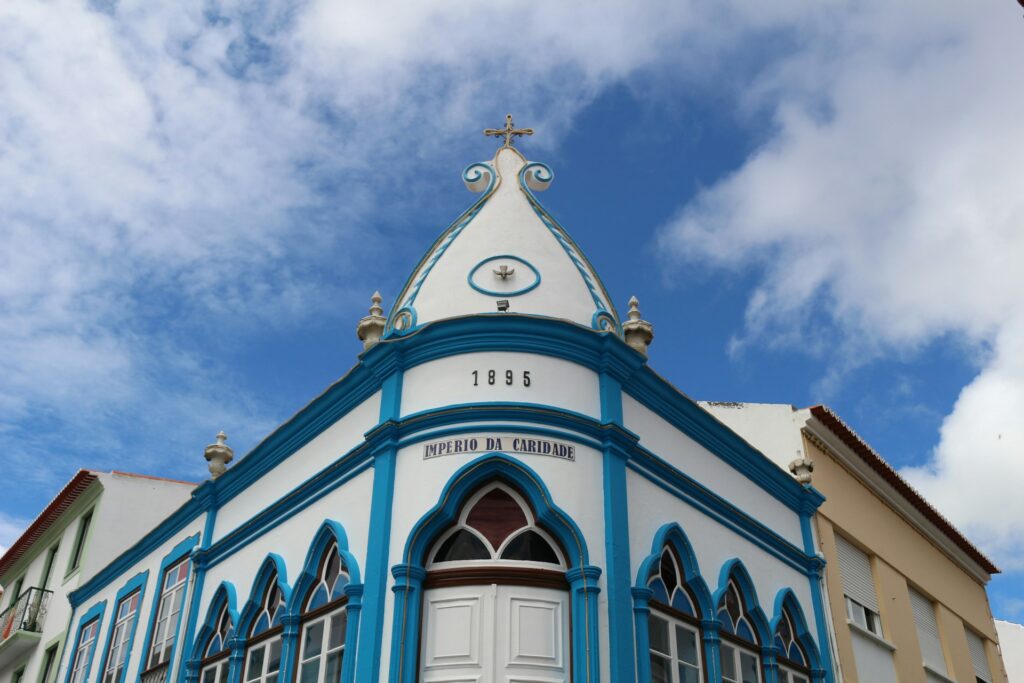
[658,0,1024,573]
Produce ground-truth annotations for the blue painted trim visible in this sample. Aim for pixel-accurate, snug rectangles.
[635,523,714,616]
[387,161,498,332]
[466,254,541,297]
[770,589,824,675]
[65,600,107,683]
[188,582,239,666]
[800,514,835,683]
[517,161,621,330]
[712,559,772,645]
[388,454,597,683]
[73,314,823,614]
[631,587,654,683]
[355,368,402,683]
[135,534,200,683]
[236,555,289,638]
[599,372,635,682]
[175,509,217,683]
[386,306,417,337]
[97,571,149,683]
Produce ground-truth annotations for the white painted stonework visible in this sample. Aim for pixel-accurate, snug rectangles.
[50,144,833,683]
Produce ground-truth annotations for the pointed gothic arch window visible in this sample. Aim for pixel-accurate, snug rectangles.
[296,542,349,683]
[427,484,565,570]
[200,603,232,683]
[419,482,571,681]
[244,574,285,683]
[646,546,704,683]
[775,609,810,683]
[717,579,762,683]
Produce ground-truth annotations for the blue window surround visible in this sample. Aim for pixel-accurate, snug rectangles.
[771,589,827,683]
[72,315,823,612]
[134,534,200,683]
[185,581,238,683]
[65,600,107,683]
[387,453,601,683]
[235,558,288,683]
[285,521,363,683]
[96,571,149,683]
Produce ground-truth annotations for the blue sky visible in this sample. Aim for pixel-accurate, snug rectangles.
[1,0,1021,620]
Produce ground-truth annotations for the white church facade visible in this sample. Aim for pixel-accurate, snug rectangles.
[55,126,835,683]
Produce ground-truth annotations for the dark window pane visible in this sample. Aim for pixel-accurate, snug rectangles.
[465,488,527,549]
[246,647,264,682]
[500,530,559,564]
[648,614,670,655]
[650,654,671,683]
[433,530,490,562]
[303,621,324,659]
[660,550,678,593]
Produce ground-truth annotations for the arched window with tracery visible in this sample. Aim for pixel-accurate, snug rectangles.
[295,542,349,683]
[243,575,285,683]
[200,603,232,683]
[717,579,762,683]
[420,482,569,682]
[646,546,703,682]
[775,609,810,683]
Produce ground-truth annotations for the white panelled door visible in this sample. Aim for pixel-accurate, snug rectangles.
[420,584,569,683]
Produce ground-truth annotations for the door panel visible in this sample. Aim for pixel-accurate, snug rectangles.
[421,584,568,683]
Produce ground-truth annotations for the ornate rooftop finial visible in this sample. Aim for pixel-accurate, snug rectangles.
[205,431,234,480]
[622,295,654,356]
[484,114,534,149]
[357,291,387,350]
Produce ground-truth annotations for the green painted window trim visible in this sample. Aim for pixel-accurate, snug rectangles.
[66,509,94,577]
[37,634,65,683]
[13,663,27,683]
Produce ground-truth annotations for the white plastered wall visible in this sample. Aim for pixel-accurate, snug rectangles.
[379,436,608,682]
[57,517,207,683]
[214,391,381,538]
[198,467,374,614]
[627,471,818,638]
[400,353,600,420]
[623,394,804,547]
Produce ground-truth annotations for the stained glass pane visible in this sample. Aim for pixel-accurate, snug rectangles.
[722,644,737,682]
[432,529,490,562]
[325,650,343,683]
[303,621,324,659]
[740,651,759,683]
[649,614,670,655]
[499,530,559,563]
[650,654,671,683]
[660,551,678,593]
[465,488,528,549]
[675,624,698,665]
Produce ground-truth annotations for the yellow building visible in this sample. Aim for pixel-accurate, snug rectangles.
[703,402,1007,683]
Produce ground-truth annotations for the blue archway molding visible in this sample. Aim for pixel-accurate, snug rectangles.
[186,581,239,683]
[236,554,292,640]
[387,453,602,683]
[632,523,714,683]
[282,520,363,683]
[771,588,825,682]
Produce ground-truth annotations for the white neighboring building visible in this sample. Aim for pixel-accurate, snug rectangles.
[53,137,838,683]
[0,471,195,683]
[995,621,1023,682]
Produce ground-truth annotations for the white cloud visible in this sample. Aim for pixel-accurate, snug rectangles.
[659,0,1024,576]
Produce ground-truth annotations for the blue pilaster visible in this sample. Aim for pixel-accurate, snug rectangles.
[278,614,301,683]
[762,645,780,683]
[568,565,602,683]
[632,587,653,683]
[600,370,636,683]
[701,618,722,683]
[800,511,835,683]
[354,369,403,683]
[340,584,363,683]
[386,564,426,683]
[176,491,217,683]
[227,637,246,683]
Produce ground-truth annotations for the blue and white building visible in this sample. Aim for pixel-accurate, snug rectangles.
[58,136,836,683]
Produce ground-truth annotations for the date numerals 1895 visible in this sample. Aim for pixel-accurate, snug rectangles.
[472,370,531,387]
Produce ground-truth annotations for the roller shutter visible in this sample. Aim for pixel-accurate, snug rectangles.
[835,534,879,612]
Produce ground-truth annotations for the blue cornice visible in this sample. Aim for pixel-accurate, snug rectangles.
[71,314,823,609]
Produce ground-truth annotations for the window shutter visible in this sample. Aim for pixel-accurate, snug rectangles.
[834,534,879,612]
[965,629,992,682]
[908,588,945,674]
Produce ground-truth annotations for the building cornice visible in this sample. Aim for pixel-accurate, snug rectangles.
[802,406,997,581]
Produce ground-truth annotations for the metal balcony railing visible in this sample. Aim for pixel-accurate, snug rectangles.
[0,587,53,644]
[140,661,170,683]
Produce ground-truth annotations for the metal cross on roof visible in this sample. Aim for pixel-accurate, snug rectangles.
[484,114,534,148]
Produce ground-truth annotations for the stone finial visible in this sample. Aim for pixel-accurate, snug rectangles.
[357,291,387,350]
[789,456,814,486]
[622,296,654,356]
[205,431,234,480]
